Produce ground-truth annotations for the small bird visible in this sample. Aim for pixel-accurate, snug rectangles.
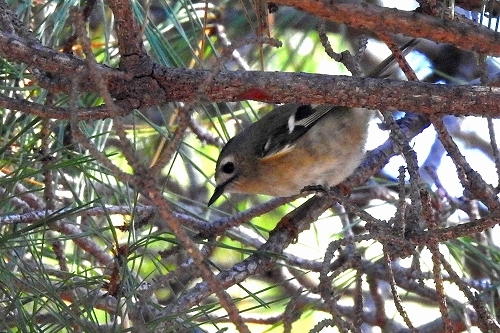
[208,103,373,206]
[208,38,419,206]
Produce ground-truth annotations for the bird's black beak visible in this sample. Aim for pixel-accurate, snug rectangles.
[208,184,225,206]
[208,174,238,206]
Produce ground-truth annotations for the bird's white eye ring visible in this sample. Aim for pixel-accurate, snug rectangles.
[219,156,236,175]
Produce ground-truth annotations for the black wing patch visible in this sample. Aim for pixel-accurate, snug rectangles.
[260,105,333,158]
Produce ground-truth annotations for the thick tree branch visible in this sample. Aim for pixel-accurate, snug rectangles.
[0,95,129,120]
[155,68,500,116]
[2,67,500,120]
[106,0,155,77]
[273,0,500,56]
[106,0,145,57]
[1,2,500,119]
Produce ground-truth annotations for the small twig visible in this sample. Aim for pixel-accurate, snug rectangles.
[487,117,500,191]
[377,33,419,81]
[440,253,499,332]
[367,274,388,327]
[211,24,251,70]
[71,8,143,170]
[422,189,453,332]
[317,22,362,76]
[187,115,224,147]
[392,166,408,238]
[204,195,301,237]
[382,249,417,332]
[431,114,500,210]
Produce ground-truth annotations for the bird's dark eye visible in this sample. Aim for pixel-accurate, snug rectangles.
[222,162,235,174]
